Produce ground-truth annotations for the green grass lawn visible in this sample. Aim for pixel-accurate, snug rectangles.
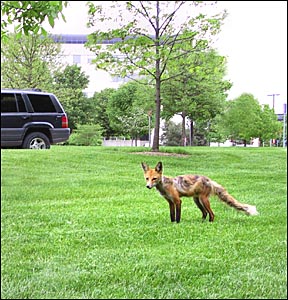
[1,146,287,299]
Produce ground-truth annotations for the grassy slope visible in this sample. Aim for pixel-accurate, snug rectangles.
[1,146,287,299]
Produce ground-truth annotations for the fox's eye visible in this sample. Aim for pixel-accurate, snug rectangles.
[145,177,149,181]
[153,177,157,181]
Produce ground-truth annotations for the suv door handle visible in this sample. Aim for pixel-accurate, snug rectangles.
[21,116,29,120]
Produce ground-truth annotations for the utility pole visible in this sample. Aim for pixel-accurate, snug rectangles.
[283,103,287,148]
[267,93,280,110]
[267,94,280,147]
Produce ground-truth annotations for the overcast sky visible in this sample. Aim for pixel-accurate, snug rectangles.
[49,1,287,114]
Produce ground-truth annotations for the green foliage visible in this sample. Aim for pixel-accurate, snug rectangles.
[1,146,287,299]
[115,107,150,141]
[222,94,265,144]
[161,119,213,147]
[1,1,68,41]
[162,49,232,145]
[51,65,91,130]
[1,33,62,89]
[89,88,118,139]
[212,94,283,146]
[67,124,103,146]
[53,64,89,90]
[53,88,90,131]
[208,113,230,144]
[161,120,182,146]
[107,81,154,138]
[259,104,282,144]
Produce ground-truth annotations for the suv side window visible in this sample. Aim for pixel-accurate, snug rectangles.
[1,93,27,113]
[1,94,17,112]
[27,93,57,112]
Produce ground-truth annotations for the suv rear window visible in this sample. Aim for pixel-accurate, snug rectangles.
[27,93,57,112]
[1,93,27,113]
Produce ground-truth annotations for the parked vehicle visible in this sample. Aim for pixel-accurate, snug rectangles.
[1,88,70,149]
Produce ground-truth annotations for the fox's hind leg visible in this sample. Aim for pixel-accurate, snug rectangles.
[193,197,208,221]
[199,196,214,222]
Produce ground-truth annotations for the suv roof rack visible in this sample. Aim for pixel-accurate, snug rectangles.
[1,88,43,92]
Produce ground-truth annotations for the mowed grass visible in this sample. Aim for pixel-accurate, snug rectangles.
[1,146,287,299]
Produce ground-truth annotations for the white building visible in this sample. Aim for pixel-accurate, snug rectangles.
[52,34,128,97]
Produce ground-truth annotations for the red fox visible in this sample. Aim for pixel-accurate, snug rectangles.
[141,161,259,223]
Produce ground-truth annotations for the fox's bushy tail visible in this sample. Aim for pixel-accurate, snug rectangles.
[210,180,259,216]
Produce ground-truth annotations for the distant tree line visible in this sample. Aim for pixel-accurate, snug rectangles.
[1,33,282,147]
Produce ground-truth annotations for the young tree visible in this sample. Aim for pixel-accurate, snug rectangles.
[106,80,154,142]
[1,33,62,89]
[53,64,89,90]
[85,1,227,151]
[207,112,230,145]
[89,88,118,139]
[68,124,103,146]
[1,1,67,41]
[52,65,90,130]
[222,93,263,146]
[259,104,282,145]
[161,120,182,146]
[161,49,232,145]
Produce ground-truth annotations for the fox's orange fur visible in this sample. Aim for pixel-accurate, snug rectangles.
[141,161,258,223]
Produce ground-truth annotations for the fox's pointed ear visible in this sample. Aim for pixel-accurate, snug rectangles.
[141,162,149,172]
[155,161,163,173]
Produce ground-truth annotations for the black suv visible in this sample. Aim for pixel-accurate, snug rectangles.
[1,89,70,149]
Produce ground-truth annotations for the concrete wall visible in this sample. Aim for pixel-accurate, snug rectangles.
[102,138,149,147]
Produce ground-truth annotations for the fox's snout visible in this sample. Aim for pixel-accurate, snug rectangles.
[145,178,159,189]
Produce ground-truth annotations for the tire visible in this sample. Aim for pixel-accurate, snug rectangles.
[22,132,51,149]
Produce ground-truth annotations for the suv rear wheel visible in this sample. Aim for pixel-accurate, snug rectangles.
[22,132,51,149]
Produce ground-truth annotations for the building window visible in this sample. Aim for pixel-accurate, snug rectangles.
[112,76,123,82]
[73,55,81,64]
[87,57,94,64]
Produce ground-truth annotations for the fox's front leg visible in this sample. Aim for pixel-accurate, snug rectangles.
[167,200,175,222]
[166,199,182,223]
[175,199,182,223]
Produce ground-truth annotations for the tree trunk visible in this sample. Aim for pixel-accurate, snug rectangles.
[152,77,161,152]
[190,119,194,146]
[152,7,161,152]
[181,113,186,146]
